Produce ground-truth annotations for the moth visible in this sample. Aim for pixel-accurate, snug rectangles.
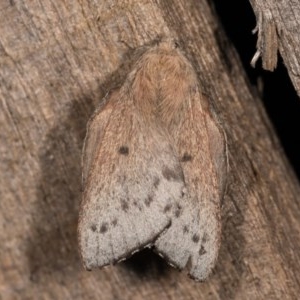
[78,39,227,281]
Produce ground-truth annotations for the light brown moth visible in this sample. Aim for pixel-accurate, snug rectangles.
[78,39,226,281]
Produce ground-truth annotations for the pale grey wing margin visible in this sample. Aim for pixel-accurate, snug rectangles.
[78,96,186,270]
[155,93,226,281]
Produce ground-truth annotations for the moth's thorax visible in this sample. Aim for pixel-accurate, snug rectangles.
[131,49,198,129]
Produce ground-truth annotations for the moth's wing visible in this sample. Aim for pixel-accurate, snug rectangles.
[82,95,114,187]
[78,91,186,270]
[155,92,226,281]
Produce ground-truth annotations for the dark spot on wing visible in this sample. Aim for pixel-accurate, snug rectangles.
[153,177,160,188]
[144,195,153,207]
[112,219,118,226]
[90,224,97,232]
[202,232,209,243]
[100,222,108,233]
[181,152,192,162]
[174,41,180,48]
[133,200,143,211]
[118,146,129,155]
[192,234,200,243]
[174,203,182,218]
[164,204,172,213]
[162,166,183,181]
[183,225,189,233]
[121,199,129,212]
[199,245,207,256]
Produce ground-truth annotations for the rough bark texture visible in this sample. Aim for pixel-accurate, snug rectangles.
[1,1,300,299]
[249,0,300,95]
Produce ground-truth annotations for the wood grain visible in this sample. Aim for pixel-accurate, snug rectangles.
[250,0,300,95]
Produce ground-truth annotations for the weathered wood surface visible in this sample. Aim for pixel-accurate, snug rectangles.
[249,0,300,95]
[1,1,300,299]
